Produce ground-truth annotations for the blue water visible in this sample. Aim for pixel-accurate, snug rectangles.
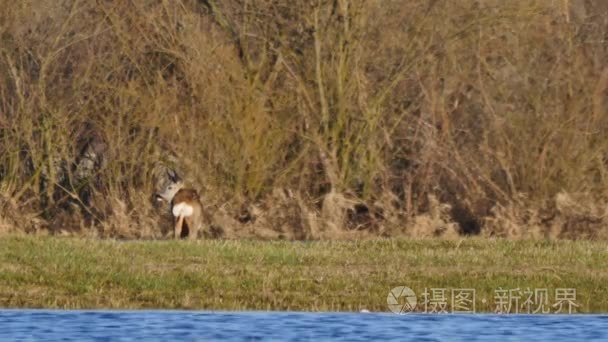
[1,310,606,341]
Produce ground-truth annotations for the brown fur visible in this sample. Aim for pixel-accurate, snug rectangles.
[172,188,205,239]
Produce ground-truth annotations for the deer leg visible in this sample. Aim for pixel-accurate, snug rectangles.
[186,217,198,240]
[174,215,184,239]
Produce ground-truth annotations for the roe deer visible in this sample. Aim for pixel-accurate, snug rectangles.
[155,170,204,239]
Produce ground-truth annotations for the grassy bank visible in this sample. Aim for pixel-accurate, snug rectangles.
[0,236,607,313]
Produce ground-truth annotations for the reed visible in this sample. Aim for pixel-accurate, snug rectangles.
[1,0,607,239]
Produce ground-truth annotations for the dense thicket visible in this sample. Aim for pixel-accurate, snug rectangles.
[1,0,608,239]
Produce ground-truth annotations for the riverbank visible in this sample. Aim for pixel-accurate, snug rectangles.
[0,236,606,313]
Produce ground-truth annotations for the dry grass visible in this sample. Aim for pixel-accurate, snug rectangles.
[1,0,608,239]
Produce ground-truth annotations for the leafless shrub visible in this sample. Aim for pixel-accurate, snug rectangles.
[1,0,608,239]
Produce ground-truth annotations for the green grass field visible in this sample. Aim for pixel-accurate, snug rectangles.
[0,236,606,313]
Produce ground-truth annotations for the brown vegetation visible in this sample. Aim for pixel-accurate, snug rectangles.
[1,0,608,239]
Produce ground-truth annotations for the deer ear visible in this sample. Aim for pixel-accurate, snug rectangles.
[166,169,179,183]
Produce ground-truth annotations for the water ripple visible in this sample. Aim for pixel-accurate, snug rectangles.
[0,310,606,341]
